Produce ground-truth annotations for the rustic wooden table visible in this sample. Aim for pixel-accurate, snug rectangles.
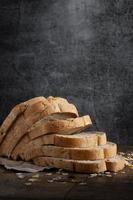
[0,146,132,200]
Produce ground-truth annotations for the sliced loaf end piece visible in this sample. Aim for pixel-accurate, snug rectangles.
[106,155,125,172]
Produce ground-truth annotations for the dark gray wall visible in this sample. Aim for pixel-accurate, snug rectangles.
[0,0,133,145]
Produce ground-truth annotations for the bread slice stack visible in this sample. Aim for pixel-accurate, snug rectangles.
[0,96,125,173]
[32,133,125,173]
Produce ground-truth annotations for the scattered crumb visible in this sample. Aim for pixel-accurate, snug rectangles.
[61,181,67,184]
[16,173,25,179]
[32,174,40,178]
[47,179,54,183]
[28,178,39,182]
[90,173,98,177]
[97,173,105,177]
[62,172,69,176]
[53,176,62,181]
[25,182,32,186]
[105,172,111,175]
[56,169,63,174]
[120,171,126,174]
[79,182,87,186]
[71,179,79,183]
[106,175,112,177]
[45,173,53,176]
[112,172,117,175]
[119,152,125,156]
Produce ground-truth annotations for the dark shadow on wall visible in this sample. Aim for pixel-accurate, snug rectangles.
[114,93,133,145]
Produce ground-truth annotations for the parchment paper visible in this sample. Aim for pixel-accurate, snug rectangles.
[0,157,50,172]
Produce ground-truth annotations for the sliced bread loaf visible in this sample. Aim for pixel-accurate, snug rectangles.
[33,156,107,173]
[54,131,107,148]
[19,142,116,161]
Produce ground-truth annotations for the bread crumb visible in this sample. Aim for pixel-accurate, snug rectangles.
[90,173,98,177]
[79,182,87,185]
[47,179,54,183]
[32,174,40,178]
[106,175,112,177]
[25,182,32,186]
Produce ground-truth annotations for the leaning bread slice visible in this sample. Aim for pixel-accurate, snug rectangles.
[0,96,46,143]
[0,98,79,158]
[27,115,92,140]
[33,157,107,173]
[11,115,92,160]
[106,155,125,172]
[19,142,116,161]
[54,131,107,148]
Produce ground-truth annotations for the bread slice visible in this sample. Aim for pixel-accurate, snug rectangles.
[27,115,92,140]
[0,97,79,158]
[106,156,125,172]
[19,142,116,161]
[54,131,107,148]
[0,97,46,143]
[33,157,107,173]
[33,155,124,173]
[11,115,92,160]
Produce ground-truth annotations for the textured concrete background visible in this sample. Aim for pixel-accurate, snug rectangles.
[0,0,133,144]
